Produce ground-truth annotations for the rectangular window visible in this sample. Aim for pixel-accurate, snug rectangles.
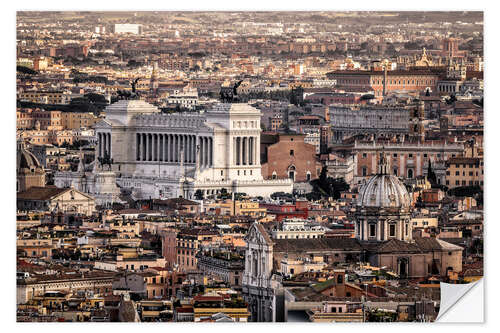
[389,224,396,237]
[369,224,376,237]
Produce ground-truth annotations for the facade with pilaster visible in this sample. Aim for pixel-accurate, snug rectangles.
[352,140,464,185]
[90,100,292,200]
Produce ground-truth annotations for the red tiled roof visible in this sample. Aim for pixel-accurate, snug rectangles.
[176,307,194,313]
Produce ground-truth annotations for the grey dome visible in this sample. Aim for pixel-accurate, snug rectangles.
[357,174,411,208]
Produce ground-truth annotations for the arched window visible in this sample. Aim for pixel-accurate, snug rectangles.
[288,165,296,181]
[306,171,311,181]
[272,171,277,179]
[407,168,414,179]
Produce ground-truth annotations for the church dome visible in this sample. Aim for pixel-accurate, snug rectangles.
[17,142,42,170]
[357,153,411,208]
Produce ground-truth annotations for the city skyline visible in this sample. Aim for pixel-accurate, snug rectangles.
[15,10,483,323]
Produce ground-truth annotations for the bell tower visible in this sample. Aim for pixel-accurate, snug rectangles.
[409,101,425,143]
[149,61,159,96]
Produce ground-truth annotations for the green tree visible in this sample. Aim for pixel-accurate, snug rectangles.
[17,65,38,75]
[194,189,204,200]
[427,160,437,184]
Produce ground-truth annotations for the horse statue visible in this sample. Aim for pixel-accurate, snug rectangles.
[98,150,113,171]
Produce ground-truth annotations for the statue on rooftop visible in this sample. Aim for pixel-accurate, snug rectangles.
[220,80,243,103]
[116,78,141,100]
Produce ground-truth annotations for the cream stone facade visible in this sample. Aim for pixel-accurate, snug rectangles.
[17,187,96,215]
[54,149,122,206]
[242,223,280,322]
[271,218,327,240]
[17,273,115,304]
[74,100,292,201]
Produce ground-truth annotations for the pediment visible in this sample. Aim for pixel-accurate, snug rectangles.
[94,119,113,129]
[245,223,273,246]
[245,225,262,244]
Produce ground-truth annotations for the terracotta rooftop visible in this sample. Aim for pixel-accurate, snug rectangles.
[273,238,362,252]
[17,186,69,201]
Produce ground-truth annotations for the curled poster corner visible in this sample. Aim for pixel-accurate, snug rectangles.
[436,278,483,322]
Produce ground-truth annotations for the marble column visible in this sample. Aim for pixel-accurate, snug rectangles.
[157,134,160,161]
[137,133,141,161]
[152,134,157,161]
[191,135,194,163]
[167,134,171,162]
[249,137,253,165]
[162,134,165,162]
[208,138,214,167]
[101,133,105,158]
[193,135,197,163]
[241,136,248,165]
[159,134,163,162]
[193,135,196,163]
[203,137,206,167]
[206,137,209,167]
[184,135,188,163]
[233,137,237,166]
[201,137,205,167]
[238,137,242,166]
[142,134,147,161]
[189,135,193,163]
[255,135,260,166]
[149,133,153,161]
[98,133,102,158]
[178,134,181,163]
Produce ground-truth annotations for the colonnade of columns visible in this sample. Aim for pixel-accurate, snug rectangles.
[97,132,111,158]
[198,136,213,168]
[135,133,212,167]
[233,136,258,166]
